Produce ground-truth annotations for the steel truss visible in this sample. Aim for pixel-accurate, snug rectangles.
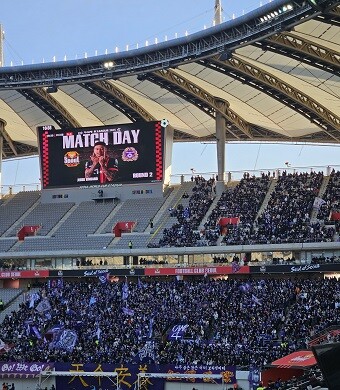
[0,0,335,89]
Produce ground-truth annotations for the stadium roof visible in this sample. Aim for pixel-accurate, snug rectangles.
[0,0,339,159]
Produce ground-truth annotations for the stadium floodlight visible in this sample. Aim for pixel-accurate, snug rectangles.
[259,3,293,24]
[103,61,114,70]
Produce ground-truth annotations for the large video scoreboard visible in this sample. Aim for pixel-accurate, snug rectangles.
[37,121,165,190]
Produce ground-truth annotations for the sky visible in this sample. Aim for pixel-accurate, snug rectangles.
[0,0,339,191]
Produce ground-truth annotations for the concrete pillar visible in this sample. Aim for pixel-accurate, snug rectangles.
[215,100,226,195]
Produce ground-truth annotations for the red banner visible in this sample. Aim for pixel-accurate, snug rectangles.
[113,221,135,237]
[269,351,316,368]
[144,266,249,276]
[331,212,340,221]
[219,217,239,226]
[0,270,49,279]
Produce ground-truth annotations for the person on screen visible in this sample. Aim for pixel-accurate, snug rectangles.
[85,141,118,183]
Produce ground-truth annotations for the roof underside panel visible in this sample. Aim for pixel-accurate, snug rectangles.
[178,62,321,137]
[59,84,130,126]
[119,76,213,138]
[0,91,48,144]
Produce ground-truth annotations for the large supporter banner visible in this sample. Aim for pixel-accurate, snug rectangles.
[37,122,165,189]
[0,362,54,378]
[55,363,236,389]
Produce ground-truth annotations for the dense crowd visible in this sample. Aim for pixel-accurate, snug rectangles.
[152,170,339,249]
[158,176,215,247]
[317,169,340,220]
[205,173,270,246]
[1,277,340,371]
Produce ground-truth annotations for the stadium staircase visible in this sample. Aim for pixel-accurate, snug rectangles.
[310,175,330,222]
[0,237,18,252]
[0,191,41,237]
[0,194,15,206]
[197,186,224,231]
[95,200,122,234]
[48,203,80,236]
[105,187,175,249]
[2,200,40,238]
[147,181,195,246]
[105,188,175,249]
[255,177,277,221]
[8,202,80,252]
[0,288,26,324]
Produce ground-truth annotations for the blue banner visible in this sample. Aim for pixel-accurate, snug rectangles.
[167,323,189,340]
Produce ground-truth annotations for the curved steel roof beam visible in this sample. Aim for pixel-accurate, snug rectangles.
[82,80,193,139]
[258,31,340,75]
[206,54,340,142]
[19,87,81,129]
[84,80,156,122]
[0,124,17,156]
[145,68,254,140]
[0,0,335,88]
[316,4,340,25]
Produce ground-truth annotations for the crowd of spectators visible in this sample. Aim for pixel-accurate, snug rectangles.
[139,257,168,265]
[317,169,340,221]
[266,367,326,390]
[153,169,339,248]
[311,254,340,264]
[256,171,334,243]
[220,170,337,246]
[1,277,340,372]
[205,173,271,246]
[157,177,215,247]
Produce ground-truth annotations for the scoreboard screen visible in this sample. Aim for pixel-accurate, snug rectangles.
[37,122,165,189]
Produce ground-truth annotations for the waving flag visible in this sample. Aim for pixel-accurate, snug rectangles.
[313,197,326,209]
[122,281,129,300]
[122,307,135,316]
[251,294,262,306]
[167,323,189,340]
[98,273,109,284]
[35,299,51,314]
[53,329,78,352]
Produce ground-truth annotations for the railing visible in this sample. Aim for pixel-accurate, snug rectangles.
[1,163,339,196]
[0,184,41,198]
[171,163,340,184]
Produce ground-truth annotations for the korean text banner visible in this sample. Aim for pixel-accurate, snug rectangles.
[37,122,164,189]
[55,363,236,390]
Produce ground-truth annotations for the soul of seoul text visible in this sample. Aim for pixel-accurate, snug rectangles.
[62,129,140,149]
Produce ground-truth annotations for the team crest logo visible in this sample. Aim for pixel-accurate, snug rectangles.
[64,151,80,167]
[122,147,139,162]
